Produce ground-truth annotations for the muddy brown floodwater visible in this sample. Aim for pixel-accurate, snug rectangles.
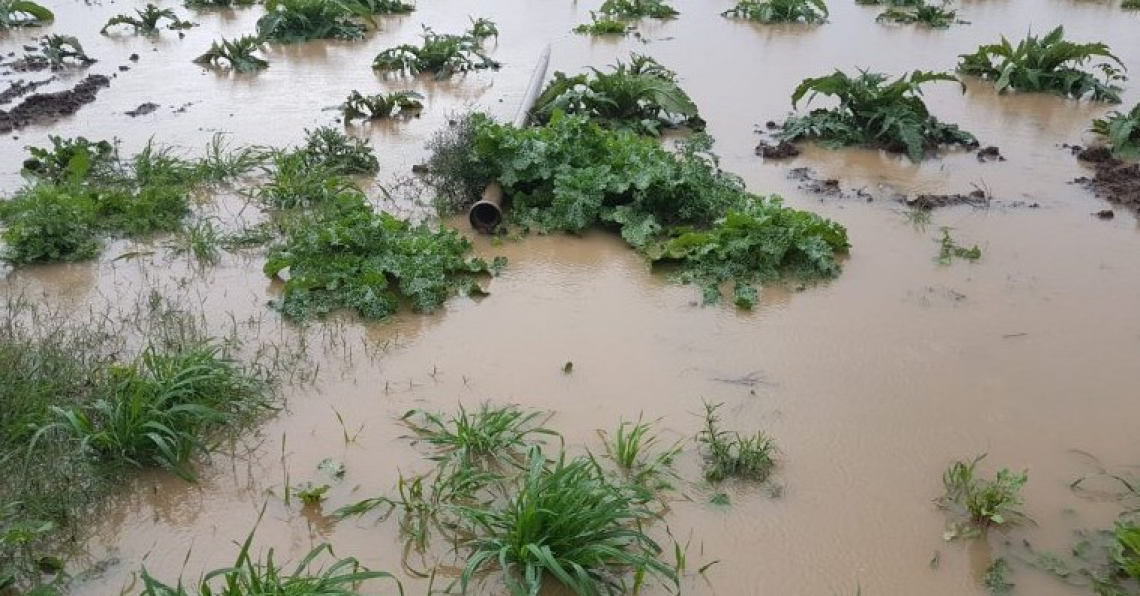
[2,0,1140,594]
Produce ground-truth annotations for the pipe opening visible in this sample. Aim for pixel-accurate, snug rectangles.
[469,201,503,233]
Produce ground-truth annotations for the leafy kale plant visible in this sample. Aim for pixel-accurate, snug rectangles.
[1092,102,1140,158]
[721,0,828,24]
[102,4,196,34]
[341,90,423,122]
[256,0,370,43]
[531,54,704,136]
[779,69,978,162]
[957,26,1127,103]
[373,21,498,78]
[875,1,963,28]
[0,0,53,27]
[194,35,270,72]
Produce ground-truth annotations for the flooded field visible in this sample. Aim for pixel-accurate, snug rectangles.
[2,0,1139,594]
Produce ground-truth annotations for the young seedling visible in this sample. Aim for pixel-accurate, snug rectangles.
[780,69,978,162]
[599,416,682,495]
[193,35,269,72]
[341,90,424,122]
[958,26,1127,103]
[697,401,776,483]
[721,0,829,24]
[0,0,53,27]
[937,454,1028,538]
[937,227,981,265]
[101,4,196,34]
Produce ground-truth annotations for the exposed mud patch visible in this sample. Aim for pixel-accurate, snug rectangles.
[788,167,873,200]
[755,140,800,159]
[0,74,110,134]
[903,189,990,210]
[0,77,56,105]
[125,102,159,117]
[1075,149,1140,213]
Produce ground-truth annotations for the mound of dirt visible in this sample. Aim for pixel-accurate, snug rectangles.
[904,189,990,210]
[755,140,800,159]
[1074,149,1140,213]
[0,74,110,134]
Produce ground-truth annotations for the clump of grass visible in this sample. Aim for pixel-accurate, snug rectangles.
[402,403,557,468]
[167,218,224,264]
[32,343,267,481]
[779,69,978,162]
[195,133,272,183]
[721,0,829,24]
[936,227,981,265]
[263,197,506,320]
[875,1,963,27]
[697,401,776,483]
[957,26,1127,103]
[101,4,196,34]
[531,54,705,136]
[138,528,400,594]
[599,416,681,496]
[373,21,499,78]
[1,138,203,264]
[255,152,364,210]
[1091,102,1140,159]
[937,454,1028,538]
[194,35,270,72]
[341,90,424,122]
[573,12,629,35]
[256,0,369,42]
[598,0,678,18]
[459,447,677,596]
[0,0,54,27]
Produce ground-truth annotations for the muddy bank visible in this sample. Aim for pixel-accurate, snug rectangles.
[0,75,110,134]
[1075,147,1140,213]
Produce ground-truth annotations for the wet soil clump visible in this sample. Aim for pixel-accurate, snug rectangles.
[903,189,990,210]
[125,102,159,117]
[756,140,801,159]
[1075,148,1140,214]
[0,77,55,105]
[789,167,873,200]
[0,74,110,134]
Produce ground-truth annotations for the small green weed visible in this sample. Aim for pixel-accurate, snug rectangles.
[459,447,677,596]
[101,4,196,34]
[342,90,424,122]
[531,54,704,136]
[373,22,499,78]
[294,483,331,506]
[599,416,681,496]
[402,404,556,468]
[983,557,1014,595]
[958,26,1127,103]
[938,455,1028,537]
[0,0,53,27]
[1091,102,1140,159]
[697,401,775,483]
[937,227,981,265]
[780,69,978,162]
[194,35,270,72]
[195,133,272,183]
[721,0,828,23]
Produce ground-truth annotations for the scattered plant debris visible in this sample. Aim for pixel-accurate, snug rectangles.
[101,4,196,34]
[958,26,1127,103]
[936,227,981,264]
[530,54,705,136]
[373,21,499,78]
[778,69,978,162]
[341,89,423,122]
[721,0,829,24]
[937,454,1028,538]
[194,35,269,72]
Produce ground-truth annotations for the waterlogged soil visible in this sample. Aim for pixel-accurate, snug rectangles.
[1076,147,1140,213]
[0,74,110,134]
[2,0,1140,595]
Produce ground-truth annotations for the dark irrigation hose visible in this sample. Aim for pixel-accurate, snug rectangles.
[468,44,551,233]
